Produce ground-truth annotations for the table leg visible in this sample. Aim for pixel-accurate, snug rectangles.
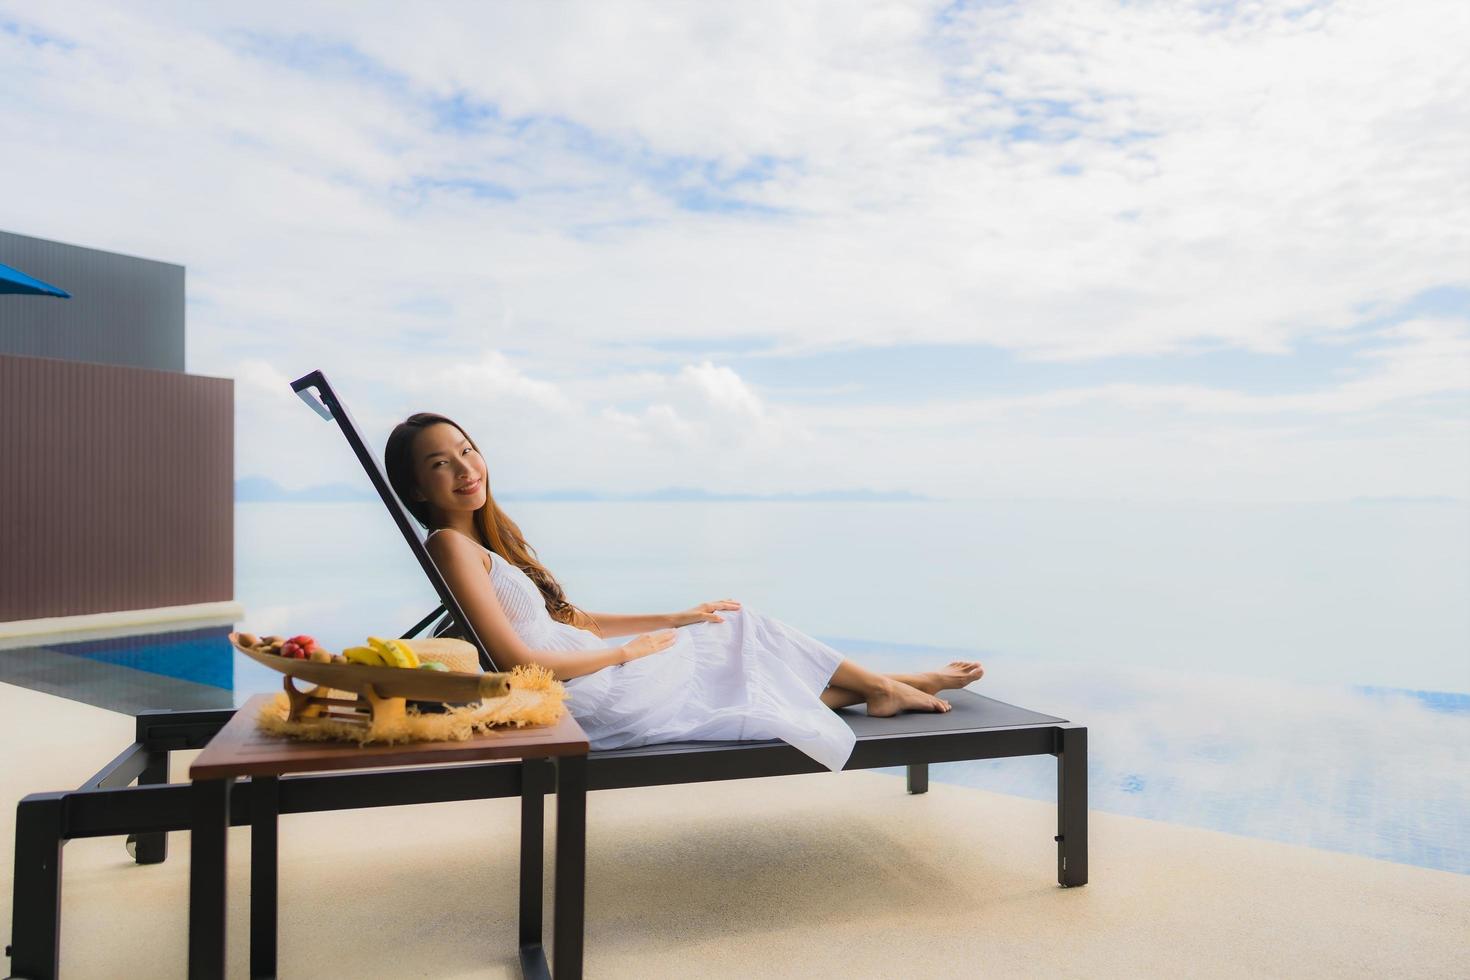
[518,758,551,979]
[552,754,587,980]
[519,759,548,940]
[188,778,231,979]
[250,776,279,979]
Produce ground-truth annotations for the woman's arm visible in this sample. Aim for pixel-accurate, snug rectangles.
[582,600,743,637]
[576,612,676,639]
[428,533,641,681]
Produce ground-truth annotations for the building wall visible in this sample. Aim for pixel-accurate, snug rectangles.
[0,354,233,621]
[0,229,185,372]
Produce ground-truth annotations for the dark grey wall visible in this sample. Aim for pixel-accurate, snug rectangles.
[0,229,185,371]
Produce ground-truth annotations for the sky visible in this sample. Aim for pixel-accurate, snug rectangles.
[2,0,1467,502]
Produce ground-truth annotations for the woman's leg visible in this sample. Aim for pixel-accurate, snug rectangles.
[819,685,867,709]
[820,658,952,716]
[889,662,985,694]
[821,661,985,711]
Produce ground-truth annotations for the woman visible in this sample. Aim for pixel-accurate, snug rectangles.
[384,412,984,772]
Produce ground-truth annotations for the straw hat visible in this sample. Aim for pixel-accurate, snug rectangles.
[403,637,483,674]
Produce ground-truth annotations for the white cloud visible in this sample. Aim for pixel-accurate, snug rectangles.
[1,0,1466,500]
[232,358,295,400]
[679,361,766,419]
[422,350,577,416]
[791,319,1469,432]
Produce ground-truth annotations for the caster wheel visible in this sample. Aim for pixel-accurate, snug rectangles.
[125,834,138,860]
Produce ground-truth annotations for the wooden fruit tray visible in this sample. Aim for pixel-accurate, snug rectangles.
[229,633,512,729]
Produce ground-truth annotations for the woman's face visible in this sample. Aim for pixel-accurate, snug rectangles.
[411,422,489,519]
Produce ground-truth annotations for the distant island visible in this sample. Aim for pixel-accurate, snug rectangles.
[500,486,933,503]
[235,477,931,503]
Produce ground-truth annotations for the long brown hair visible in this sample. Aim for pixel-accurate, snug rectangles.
[384,412,600,632]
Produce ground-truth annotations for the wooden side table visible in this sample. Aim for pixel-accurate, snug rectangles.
[186,694,589,979]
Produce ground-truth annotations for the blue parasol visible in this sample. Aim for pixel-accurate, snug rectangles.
[0,260,71,297]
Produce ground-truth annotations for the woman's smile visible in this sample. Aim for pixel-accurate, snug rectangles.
[453,477,482,496]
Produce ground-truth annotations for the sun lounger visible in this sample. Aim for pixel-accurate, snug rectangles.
[289,368,1087,874]
[3,371,1087,979]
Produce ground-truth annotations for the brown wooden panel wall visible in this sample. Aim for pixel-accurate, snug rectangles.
[0,353,233,621]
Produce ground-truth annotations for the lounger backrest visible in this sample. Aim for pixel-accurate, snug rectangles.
[289,369,501,671]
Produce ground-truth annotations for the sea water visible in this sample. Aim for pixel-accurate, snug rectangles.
[234,498,1470,873]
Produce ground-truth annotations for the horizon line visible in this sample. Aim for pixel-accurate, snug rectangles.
[232,477,1468,506]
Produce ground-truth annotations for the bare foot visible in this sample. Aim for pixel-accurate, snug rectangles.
[903,661,985,696]
[866,678,952,717]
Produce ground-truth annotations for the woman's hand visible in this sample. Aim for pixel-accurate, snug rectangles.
[618,629,679,664]
[670,599,742,628]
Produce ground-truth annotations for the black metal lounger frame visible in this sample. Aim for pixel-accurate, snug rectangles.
[5,370,1088,980]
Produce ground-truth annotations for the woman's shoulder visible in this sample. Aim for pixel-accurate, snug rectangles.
[426,528,493,567]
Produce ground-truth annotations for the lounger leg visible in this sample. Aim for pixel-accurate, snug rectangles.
[906,763,929,794]
[132,750,170,864]
[519,759,549,979]
[250,776,279,979]
[1056,725,1088,887]
[553,754,587,980]
[9,792,66,980]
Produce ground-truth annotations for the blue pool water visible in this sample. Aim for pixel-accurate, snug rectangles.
[55,628,234,690]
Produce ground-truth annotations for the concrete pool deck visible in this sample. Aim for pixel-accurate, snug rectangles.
[2,680,1466,978]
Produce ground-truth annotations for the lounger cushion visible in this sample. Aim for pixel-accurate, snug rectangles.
[838,689,1066,736]
[590,689,1065,756]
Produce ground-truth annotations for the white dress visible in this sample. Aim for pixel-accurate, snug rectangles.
[478,544,857,772]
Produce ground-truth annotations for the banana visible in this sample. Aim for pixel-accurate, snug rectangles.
[343,645,385,667]
[370,637,405,667]
[367,636,420,669]
[391,639,421,668]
